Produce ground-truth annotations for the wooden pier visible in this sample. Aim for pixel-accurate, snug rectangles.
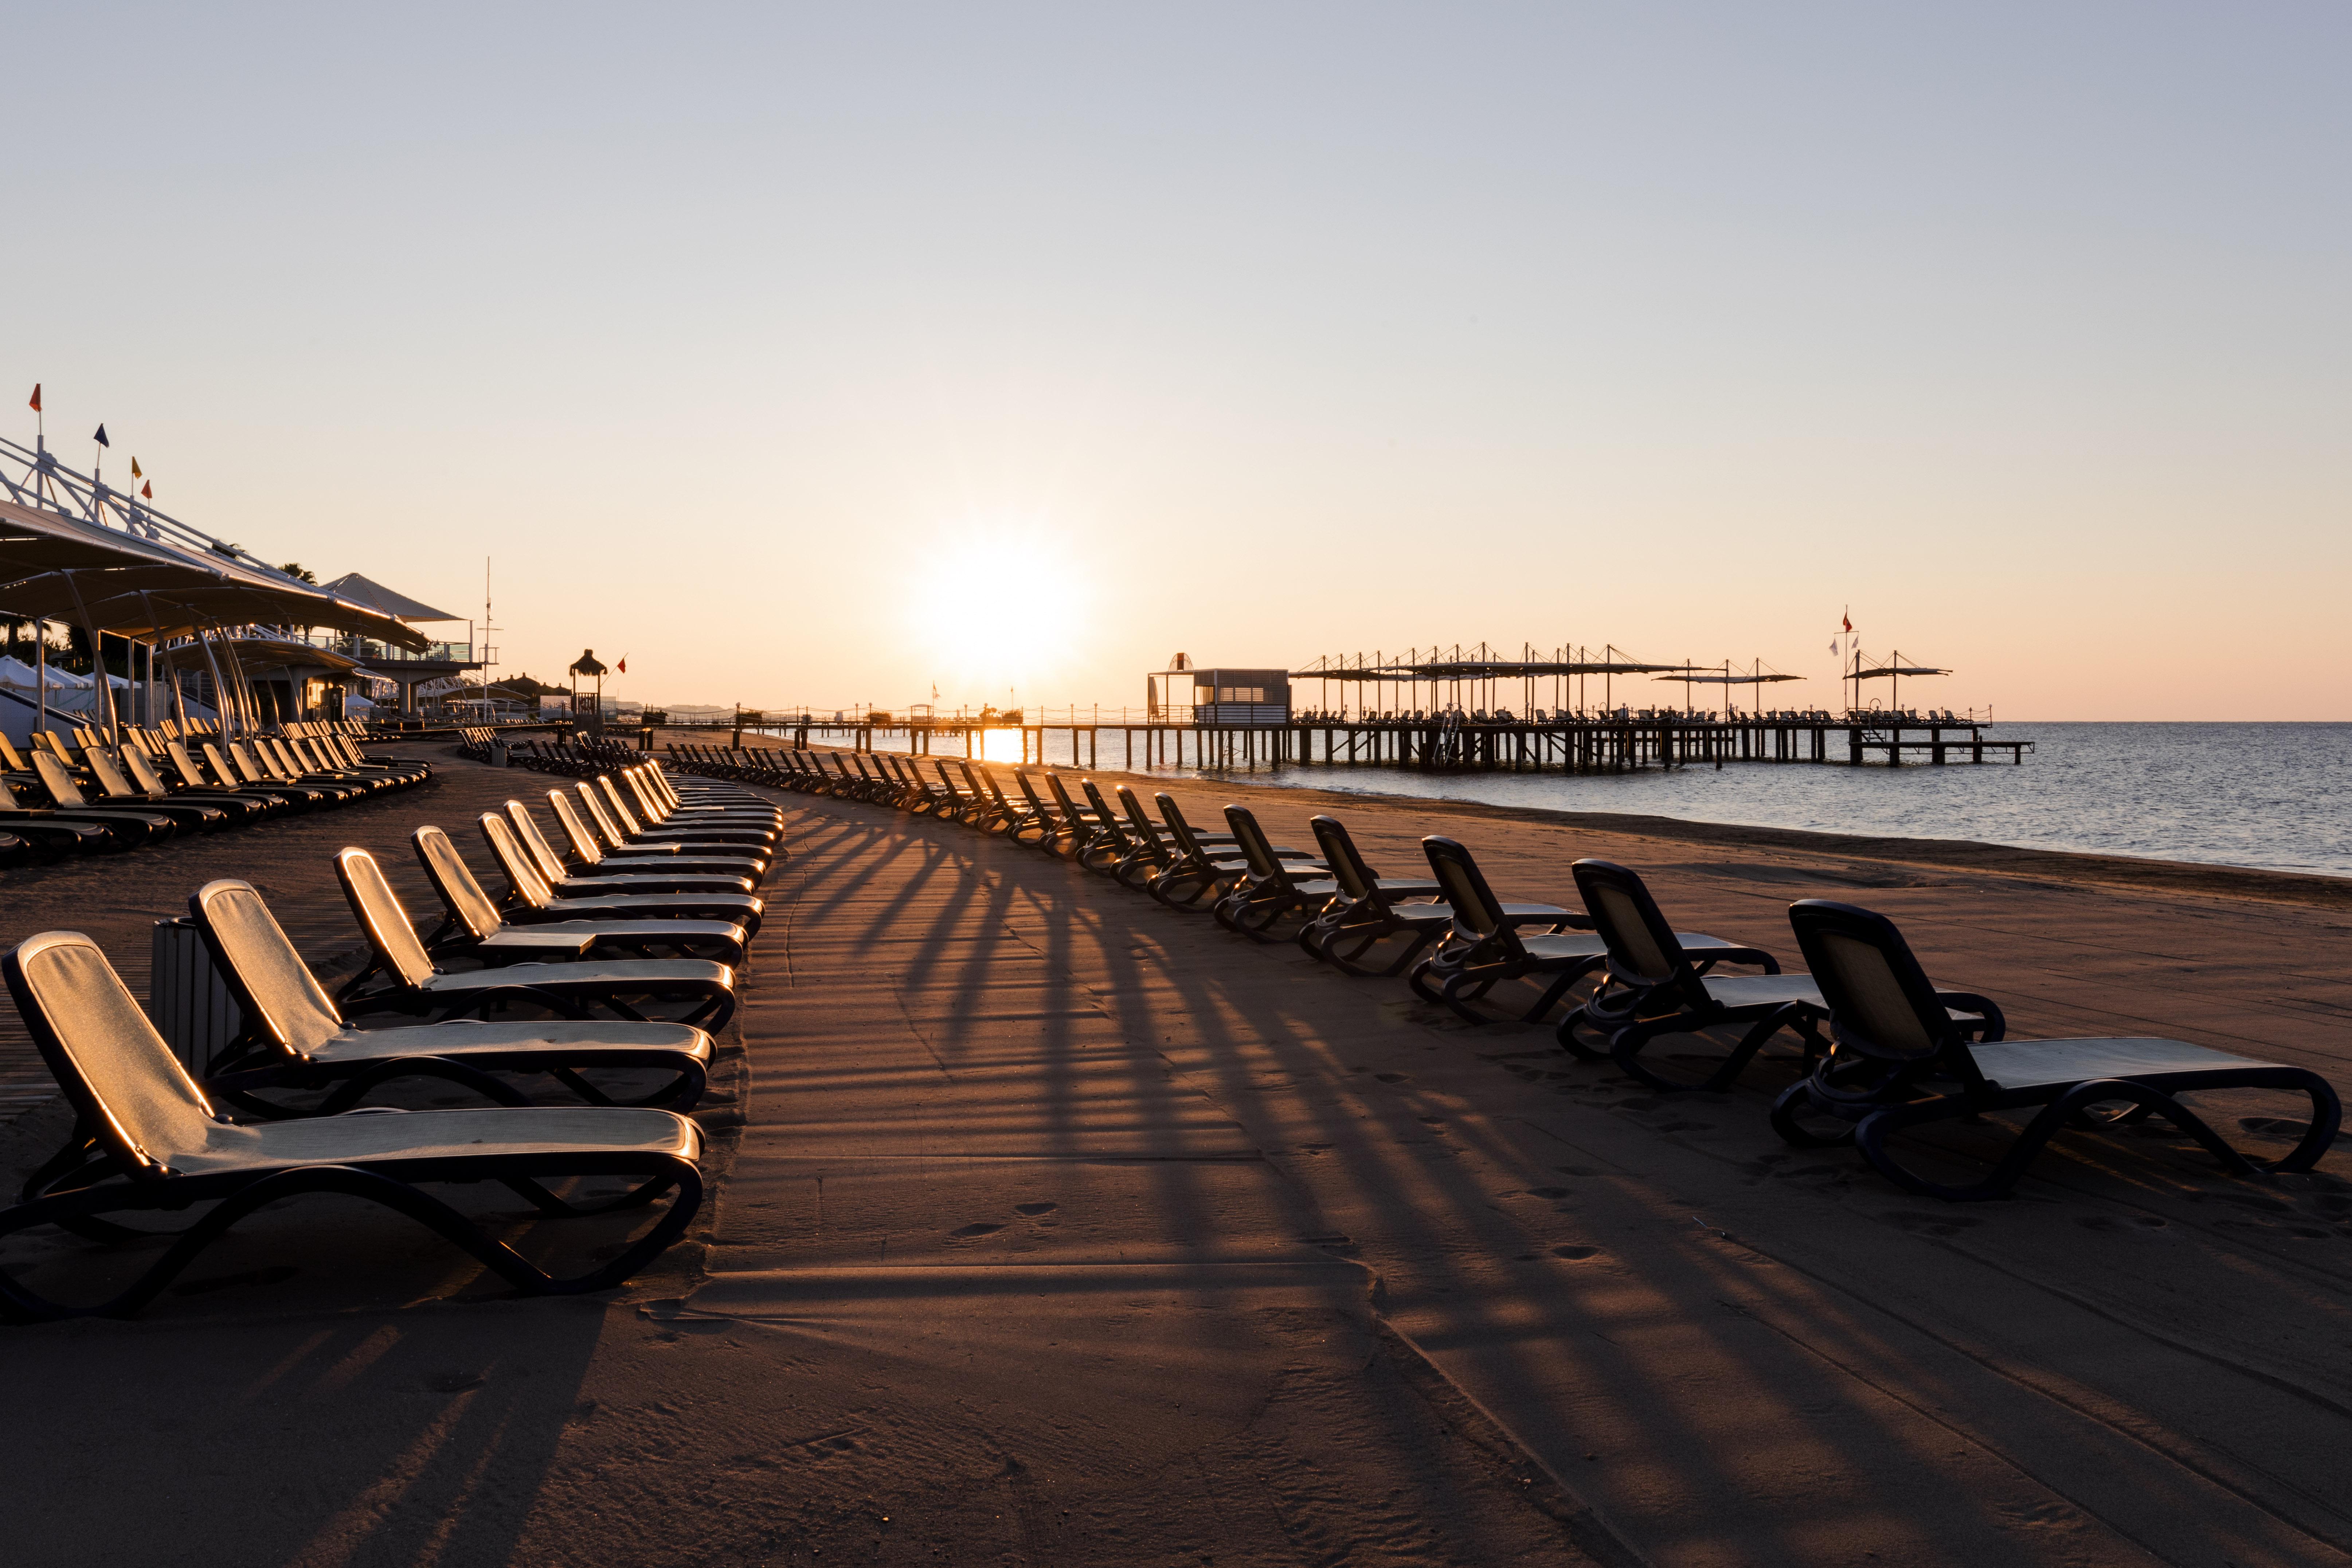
[752,713,2031,772]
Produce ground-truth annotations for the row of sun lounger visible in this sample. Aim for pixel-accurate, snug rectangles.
[0,758,786,1320]
[670,744,2342,1208]
[0,719,431,863]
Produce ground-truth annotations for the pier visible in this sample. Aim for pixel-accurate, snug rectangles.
[740,711,2031,771]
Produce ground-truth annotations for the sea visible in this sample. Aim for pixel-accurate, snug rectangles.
[838,722,2352,879]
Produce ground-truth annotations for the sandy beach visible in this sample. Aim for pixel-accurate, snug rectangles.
[3,741,2349,1566]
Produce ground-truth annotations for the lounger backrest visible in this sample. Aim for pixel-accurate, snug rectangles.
[227,742,277,784]
[1079,780,1133,851]
[1570,860,1690,990]
[595,776,646,834]
[1418,838,1511,944]
[188,880,346,1056]
[82,749,143,800]
[1114,786,1170,864]
[3,931,218,1175]
[1786,900,1948,1062]
[1014,772,1050,813]
[619,769,667,822]
[412,826,505,941]
[643,764,684,809]
[478,812,558,908]
[504,802,574,884]
[574,783,632,847]
[1222,806,1286,879]
[259,739,302,778]
[0,735,26,771]
[1045,772,1087,821]
[1153,794,1211,859]
[162,740,209,788]
[1308,816,1376,902]
[119,747,175,798]
[31,750,93,808]
[547,789,612,865]
[333,848,438,991]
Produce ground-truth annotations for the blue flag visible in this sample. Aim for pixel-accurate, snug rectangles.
[92,424,109,447]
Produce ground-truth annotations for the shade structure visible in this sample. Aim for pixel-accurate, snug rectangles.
[0,496,205,575]
[1296,659,1683,681]
[317,571,463,623]
[1652,672,1806,685]
[0,538,431,651]
[1850,665,1949,680]
[217,636,372,676]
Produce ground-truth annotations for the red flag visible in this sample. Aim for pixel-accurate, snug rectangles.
[141,481,152,499]
[1841,612,1852,633]
[26,384,39,413]
[618,656,628,674]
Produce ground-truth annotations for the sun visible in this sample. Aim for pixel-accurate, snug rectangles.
[900,527,1092,703]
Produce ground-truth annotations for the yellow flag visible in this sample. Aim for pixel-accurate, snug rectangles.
[130,457,142,478]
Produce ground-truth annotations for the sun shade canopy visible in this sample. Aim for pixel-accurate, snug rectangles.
[0,538,431,651]
[1297,659,1684,681]
[317,572,463,623]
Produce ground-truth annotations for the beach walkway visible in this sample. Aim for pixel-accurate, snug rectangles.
[4,749,2350,1565]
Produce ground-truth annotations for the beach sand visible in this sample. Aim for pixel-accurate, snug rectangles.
[2,742,2348,1566]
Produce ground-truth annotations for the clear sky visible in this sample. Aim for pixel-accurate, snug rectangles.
[8,4,2346,719]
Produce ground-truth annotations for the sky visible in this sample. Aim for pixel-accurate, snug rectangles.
[5,3,2346,720]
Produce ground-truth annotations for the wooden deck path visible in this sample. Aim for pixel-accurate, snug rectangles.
[2,755,2350,1564]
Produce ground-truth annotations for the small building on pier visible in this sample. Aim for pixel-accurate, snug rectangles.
[1146,654,1290,727]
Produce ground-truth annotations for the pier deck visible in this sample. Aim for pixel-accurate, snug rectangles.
[755,714,2032,771]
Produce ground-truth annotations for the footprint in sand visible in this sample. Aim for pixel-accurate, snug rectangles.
[950,1223,1005,1238]
[1013,1202,1058,1216]
[1550,1244,1602,1261]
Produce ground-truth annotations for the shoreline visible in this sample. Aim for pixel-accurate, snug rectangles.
[674,732,2352,911]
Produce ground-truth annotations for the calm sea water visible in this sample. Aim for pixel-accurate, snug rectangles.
[838,723,2352,879]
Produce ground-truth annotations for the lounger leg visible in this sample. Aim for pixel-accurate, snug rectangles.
[1856,1079,2259,1202]
[1703,1004,1809,1092]
[0,1158,703,1322]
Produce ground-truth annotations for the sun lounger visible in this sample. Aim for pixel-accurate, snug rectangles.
[216,741,354,805]
[0,928,702,1320]
[191,875,715,1112]
[503,801,757,895]
[412,826,749,965]
[1404,838,1635,1023]
[116,744,275,823]
[20,752,177,845]
[479,812,766,934]
[588,779,775,856]
[1773,899,2334,1200]
[333,848,739,1030]
[1561,859,1981,1091]
[610,773,779,846]
[64,747,235,831]
[1211,806,1337,940]
[1296,816,1453,975]
[546,789,769,884]
[1040,772,1106,860]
